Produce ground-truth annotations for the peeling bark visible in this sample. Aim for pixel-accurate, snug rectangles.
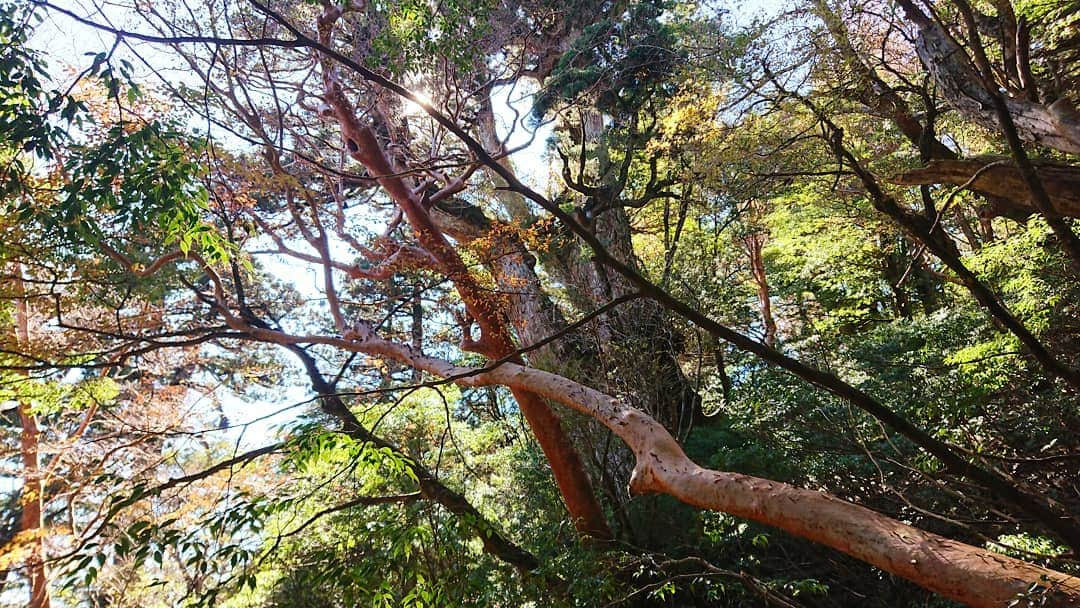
[895,0,1080,154]
[341,331,1080,608]
[16,402,48,608]
[742,232,777,346]
[338,126,610,539]
[333,31,1080,547]
[286,11,1080,554]
[430,201,598,368]
[315,7,610,539]
[225,298,1080,606]
[889,157,1080,219]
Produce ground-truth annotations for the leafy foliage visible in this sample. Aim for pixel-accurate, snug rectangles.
[2,1,1080,607]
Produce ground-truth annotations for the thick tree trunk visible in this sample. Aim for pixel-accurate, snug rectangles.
[13,272,51,608]
[896,0,1080,154]
[430,201,599,369]
[341,332,1080,608]
[304,29,1080,555]
[465,91,705,532]
[543,205,702,435]
[542,158,702,436]
[356,134,611,539]
[316,25,611,538]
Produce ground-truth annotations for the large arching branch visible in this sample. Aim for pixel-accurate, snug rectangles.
[34,2,1080,598]
[227,317,1080,608]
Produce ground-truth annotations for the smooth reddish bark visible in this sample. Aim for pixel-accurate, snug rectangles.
[13,272,51,608]
[339,332,1080,608]
[742,233,777,346]
[315,6,610,539]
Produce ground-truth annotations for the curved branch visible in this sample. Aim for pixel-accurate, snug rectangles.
[337,330,1080,608]
[309,0,611,539]
[277,339,546,575]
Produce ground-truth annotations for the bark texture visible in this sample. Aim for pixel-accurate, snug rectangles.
[316,6,610,538]
[897,0,1080,154]
[889,157,1080,219]
[13,272,51,608]
[339,330,1080,608]
[430,201,598,369]
[544,130,703,436]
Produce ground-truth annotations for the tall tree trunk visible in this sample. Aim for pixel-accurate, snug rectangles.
[541,111,703,436]
[743,232,777,346]
[304,22,1080,553]
[316,33,611,537]
[13,270,50,608]
[895,0,1080,155]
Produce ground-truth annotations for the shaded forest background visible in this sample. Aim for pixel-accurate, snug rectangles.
[1,0,1080,605]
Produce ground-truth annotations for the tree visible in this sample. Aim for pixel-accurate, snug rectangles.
[4,0,1080,606]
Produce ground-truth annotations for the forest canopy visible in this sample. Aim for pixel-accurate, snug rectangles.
[1,0,1080,606]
